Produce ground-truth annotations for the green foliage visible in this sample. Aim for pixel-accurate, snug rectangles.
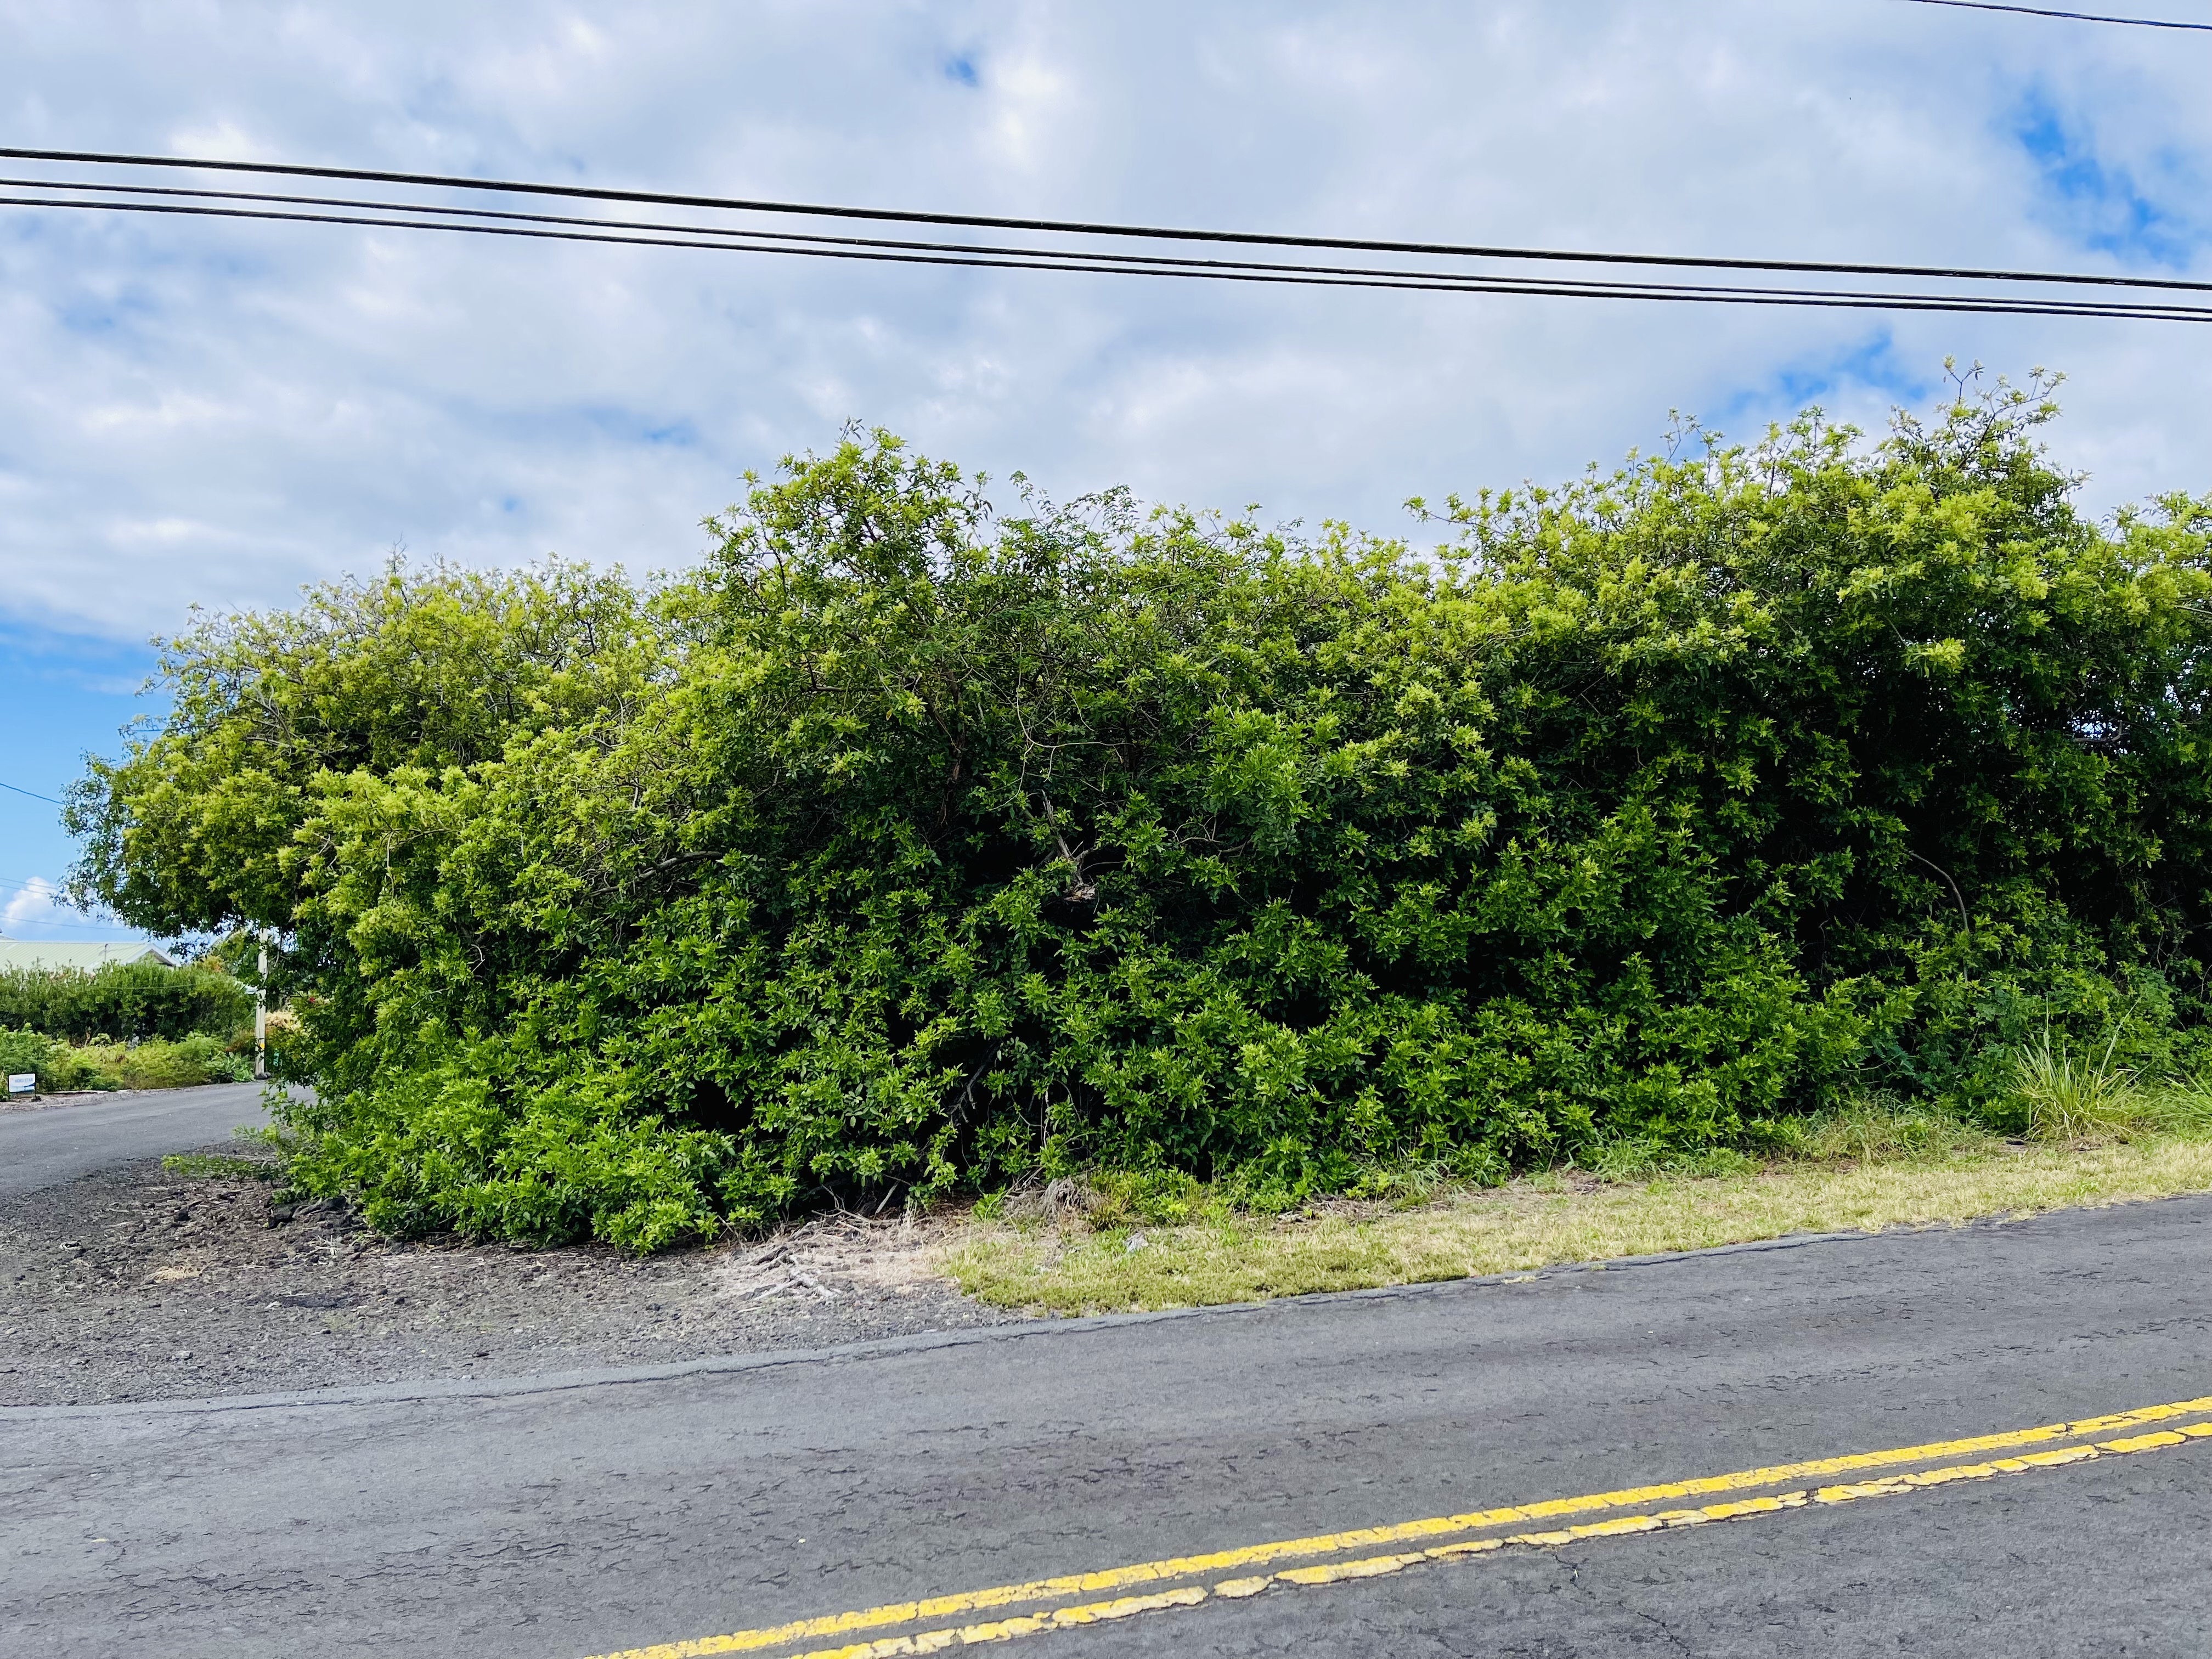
[65,555,665,939]
[1085,1169,1208,1229]
[0,1028,248,1091]
[0,960,252,1042]
[104,1032,254,1088]
[69,378,2212,1249]
[0,1027,73,1092]
[2005,1028,2212,1142]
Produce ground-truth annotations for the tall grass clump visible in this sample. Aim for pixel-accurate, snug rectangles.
[2012,1029,2140,1141]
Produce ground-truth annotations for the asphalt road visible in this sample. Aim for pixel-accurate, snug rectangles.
[0,1082,272,1200]
[5,1192,2210,1657]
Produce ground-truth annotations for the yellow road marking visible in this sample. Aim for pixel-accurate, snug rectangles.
[581,1395,2212,1659]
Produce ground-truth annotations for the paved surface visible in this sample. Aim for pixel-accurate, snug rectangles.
[5,1193,2210,1657]
[0,1083,272,1199]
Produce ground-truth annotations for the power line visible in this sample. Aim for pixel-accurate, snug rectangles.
[0,915,135,933]
[13,170,2212,300]
[3,181,2209,324]
[1898,0,2212,30]
[1,143,2204,299]
[0,779,62,805]
[21,178,1949,302]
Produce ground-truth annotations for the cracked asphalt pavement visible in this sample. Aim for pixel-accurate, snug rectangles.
[7,1188,2211,1656]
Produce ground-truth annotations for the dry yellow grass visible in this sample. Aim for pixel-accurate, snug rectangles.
[938,1134,2212,1316]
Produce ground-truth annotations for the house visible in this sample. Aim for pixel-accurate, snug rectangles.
[0,937,178,972]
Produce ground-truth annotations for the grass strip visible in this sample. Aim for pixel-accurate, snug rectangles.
[938,1132,2212,1315]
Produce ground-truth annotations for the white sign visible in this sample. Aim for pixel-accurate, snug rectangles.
[5,1074,34,1095]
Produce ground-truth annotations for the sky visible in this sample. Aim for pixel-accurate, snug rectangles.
[2,0,2210,941]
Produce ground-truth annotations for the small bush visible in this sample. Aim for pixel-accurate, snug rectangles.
[0,1026,112,1092]
[0,1027,63,1092]
[1085,1169,1207,1229]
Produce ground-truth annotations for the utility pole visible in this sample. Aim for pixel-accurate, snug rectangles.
[255,933,268,1081]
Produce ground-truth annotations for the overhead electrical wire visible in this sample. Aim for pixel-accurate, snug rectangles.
[1897,0,2212,30]
[9,170,2212,301]
[3,182,2208,323]
[0,915,149,934]
[0,779,63,805]
[0,177,2176,301]
[1,144,2205,312]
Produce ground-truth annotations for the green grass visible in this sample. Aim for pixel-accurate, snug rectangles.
[939,1100,2212,1316]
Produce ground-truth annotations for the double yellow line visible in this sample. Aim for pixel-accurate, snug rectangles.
[584,1392,2212,1659]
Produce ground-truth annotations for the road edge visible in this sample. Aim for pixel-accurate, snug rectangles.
[0,1217,1972,1424]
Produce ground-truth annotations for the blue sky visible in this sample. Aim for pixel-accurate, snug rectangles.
[3,0,2211,942]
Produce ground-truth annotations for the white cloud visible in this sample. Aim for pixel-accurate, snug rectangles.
[4,876,73,935]
[0,0,2204,644]
[0,877,61,933]
[0,874,145,942]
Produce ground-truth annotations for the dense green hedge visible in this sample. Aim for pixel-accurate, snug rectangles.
[0,960,253,1042]
[68,380,2212,1248]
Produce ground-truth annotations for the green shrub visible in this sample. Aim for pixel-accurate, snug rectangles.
[0,1027,251,1093]
[86,1033,253,1090]
[64,377,2212,1248]
[0,960,253,1042]
[0,1027,61,1092]
[0,1027,111,1092]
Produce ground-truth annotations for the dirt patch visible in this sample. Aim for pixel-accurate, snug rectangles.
[0,1147,1017,1407]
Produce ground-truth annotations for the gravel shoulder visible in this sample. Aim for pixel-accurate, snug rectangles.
[0,1146,1015,1407]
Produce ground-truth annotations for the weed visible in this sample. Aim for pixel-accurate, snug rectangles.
[1578,1139,1762,1183]
[2013,1029,2146,1142]
[2134,1077,2212,1135]
[1786,1097,1995,1164]
[1084,1169,1206,1229]
[161,1153,280,1182]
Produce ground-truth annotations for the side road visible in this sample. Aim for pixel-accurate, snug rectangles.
[7,1193,2211,1658]
[0,1082,272,1200]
